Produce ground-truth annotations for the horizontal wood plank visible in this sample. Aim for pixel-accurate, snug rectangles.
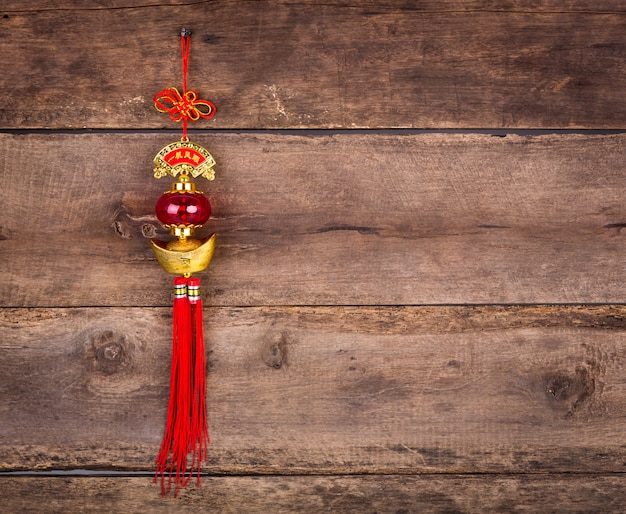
[1,305,625,473]
[1,474,626,513]
[2,1,626,129]
[1,133,625,307]
[5,0,626,10]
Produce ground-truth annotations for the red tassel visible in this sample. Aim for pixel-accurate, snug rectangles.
[155,276,209,496]
[188,277,210,486]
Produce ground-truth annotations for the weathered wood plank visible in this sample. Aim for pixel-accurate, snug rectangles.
[1,474,626,513]
[1,306,625,473]
[5,0,626,10]
[1,133,625,307]
[2,1,626,129]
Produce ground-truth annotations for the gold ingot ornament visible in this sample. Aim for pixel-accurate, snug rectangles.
[150,233,216,275]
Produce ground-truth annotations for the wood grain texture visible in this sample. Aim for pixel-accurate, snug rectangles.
[1,305,625,473]
[1,474,626,513]
[1,133,625,307]
[2,1,626,129]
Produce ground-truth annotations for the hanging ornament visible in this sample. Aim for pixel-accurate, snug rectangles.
[150,28,216,497]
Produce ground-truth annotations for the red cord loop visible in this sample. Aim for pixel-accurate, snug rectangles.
[154,87,216,123]
[154,32,215,140]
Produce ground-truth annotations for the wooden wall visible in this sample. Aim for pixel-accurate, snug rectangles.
[1,1,626,512]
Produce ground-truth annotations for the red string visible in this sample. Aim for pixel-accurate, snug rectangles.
[188,277,210,487]
[155,277,192,497]
[181,34,190,138]
[181,34,189,94]
[153,32,216,140]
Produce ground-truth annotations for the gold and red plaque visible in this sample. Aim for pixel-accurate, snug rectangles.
[153,140,216,180]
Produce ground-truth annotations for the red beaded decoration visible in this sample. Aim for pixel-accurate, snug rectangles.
[155,191,211,227]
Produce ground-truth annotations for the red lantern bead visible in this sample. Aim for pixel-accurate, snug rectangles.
[155,192,211,226]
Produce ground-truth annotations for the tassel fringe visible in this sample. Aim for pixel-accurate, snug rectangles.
[155,276,209,497]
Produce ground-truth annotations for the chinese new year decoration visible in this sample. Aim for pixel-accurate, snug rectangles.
[150,28,216,497]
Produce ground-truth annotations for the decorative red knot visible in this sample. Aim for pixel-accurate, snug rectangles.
[154,87,216,123]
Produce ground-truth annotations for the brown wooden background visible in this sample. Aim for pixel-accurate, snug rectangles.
[1,1,626,512]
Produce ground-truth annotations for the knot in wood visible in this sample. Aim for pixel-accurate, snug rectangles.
[92,331,131,374]
[100,343,122,362]
[545,366,596,418]
[261,332,290,369]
